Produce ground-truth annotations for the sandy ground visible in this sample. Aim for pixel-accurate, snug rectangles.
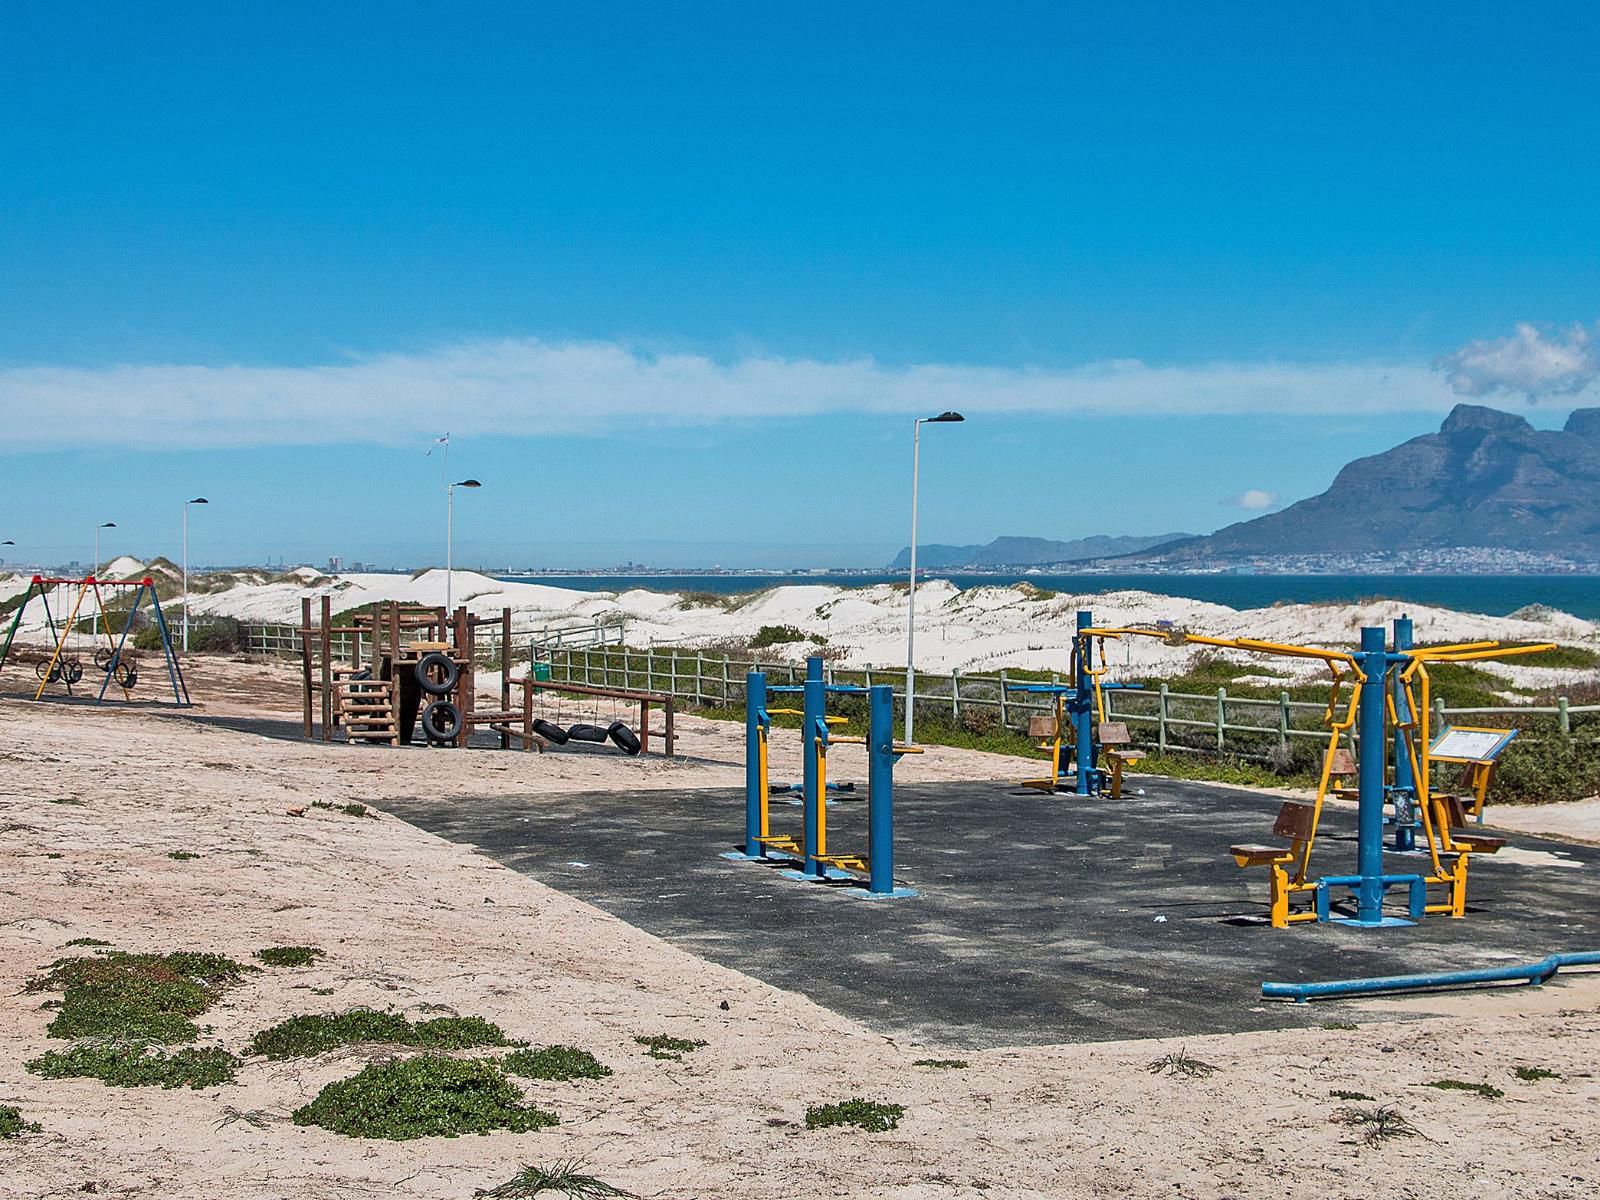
[3,658,1599,1200]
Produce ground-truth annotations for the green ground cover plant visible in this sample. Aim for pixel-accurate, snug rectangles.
[803,1098,905,1132]
[246,1010,521,1059]
[310,801,376,818]
[633,1034,705,1061]
[28,1044,240,1089]
[1423,1079,1503,1099]
[912,1058,969,1069]
[27,950,252,1043]
[292,1056,557,1140]
[254,945,325,968]
[502,1046,612,1081]
[0,1105,42,1137]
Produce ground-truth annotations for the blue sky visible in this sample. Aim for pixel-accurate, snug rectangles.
[2,2,1598,569]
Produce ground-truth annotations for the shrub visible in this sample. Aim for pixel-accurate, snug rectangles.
[28,950,252,1044]
[246,1010,520,1060]
[502,1046,612,1082]
[255,945,325,968]
[28,1044,239,1089]
[634,1034,706,1061]
[1492,737,1600,805]
[750,625,807,649]
[292,1056,558,1139]
[0,1105,42,1137]
[804,1098,905,1133]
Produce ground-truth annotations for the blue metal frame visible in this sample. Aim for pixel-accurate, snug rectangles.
[1264,950,1600,1003]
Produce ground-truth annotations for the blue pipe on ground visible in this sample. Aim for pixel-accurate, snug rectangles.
[1263,951,1600,1003]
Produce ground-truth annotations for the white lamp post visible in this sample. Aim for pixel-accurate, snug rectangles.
[446,479,482,615]
[903,411,964,745]
[183,497,208,652]
[92,522,116,636]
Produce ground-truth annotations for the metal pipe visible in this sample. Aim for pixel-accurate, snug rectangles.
[1391,615,1415,851]
[744,670,766,857]
[1355,626,1388,924]
[1263,951,1600,1004]
[1075,610,1094,794]
[801,655,825,878]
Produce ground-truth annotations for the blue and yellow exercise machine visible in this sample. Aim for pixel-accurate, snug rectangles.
[722,655,918,898]
[1006,610,1145,796]
[1075,618,1554,928]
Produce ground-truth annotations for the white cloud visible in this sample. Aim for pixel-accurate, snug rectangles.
[0,337,1464,451]
[1435,321,1599,400]
[1222,489,1280,510]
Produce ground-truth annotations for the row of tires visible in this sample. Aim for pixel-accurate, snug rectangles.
[416,701,641,755]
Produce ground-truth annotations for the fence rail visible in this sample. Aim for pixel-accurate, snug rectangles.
[230,628,1598,758]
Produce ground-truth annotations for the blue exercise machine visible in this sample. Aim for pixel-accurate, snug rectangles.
[721,655,918,898]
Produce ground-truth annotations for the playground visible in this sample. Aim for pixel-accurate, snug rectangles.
[3,648,1598,1199]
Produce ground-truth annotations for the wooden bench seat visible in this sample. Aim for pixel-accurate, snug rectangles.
[1098,722,1146,799]
[1230,801,1319,926]
[1438,795,1505,852]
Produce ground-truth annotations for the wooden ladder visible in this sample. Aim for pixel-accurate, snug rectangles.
[338,678,400,746]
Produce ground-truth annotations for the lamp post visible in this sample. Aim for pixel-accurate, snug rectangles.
[446,479,482,615]
[92,522,116,637]
[903,411,964,745]
[183,498,209,653]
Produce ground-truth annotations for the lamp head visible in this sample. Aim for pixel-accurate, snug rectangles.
[100,522,117,529]
[453,479,482,489]
[189,497,209,505]
[928,411,965,423]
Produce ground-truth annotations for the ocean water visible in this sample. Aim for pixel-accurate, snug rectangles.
[495,573,1600,620]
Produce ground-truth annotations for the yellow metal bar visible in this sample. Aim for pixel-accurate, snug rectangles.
[758,726,771,839]
[815,737,827,859]
[34,580,91,701]
[1412,643,1557,663]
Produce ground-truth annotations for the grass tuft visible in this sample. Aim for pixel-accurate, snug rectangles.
[168,850,200,861]
[310,801,376,819]
[911,1058,969,1069]
[246,1010,521,1060]
[476,1160,636,1198]
[633,1034,706,1061]
[502,1046,612,1082]
[28,950,252,1044]
[1514,1066,1559,1082]
[1334,1104,1419,1145]
[292,1055,558,1140]
[254,945,325,968]
[0,1105,42,1138]
[28,1043,239,1089]
[64,937,110,948]
[804,1097,905,1133]
[1330,1089,1375,1102]
[1321,1020,1358,1031]
[1147,1050,1217,1079]
[1423,1078,1503,1099]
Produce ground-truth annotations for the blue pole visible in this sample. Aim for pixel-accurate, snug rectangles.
[1264,950,1600,1003]
[1356,626,1389,925]
[1391,615,1416,851]
[867,684,894,895]
[744,670,766,857]
[801,655,825,878]
[1074,609,1095,795]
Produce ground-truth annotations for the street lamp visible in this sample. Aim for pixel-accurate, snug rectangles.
[183,498,209,653]
[903,411,964,745]
[92,522,116,637]
[446,479,482,615]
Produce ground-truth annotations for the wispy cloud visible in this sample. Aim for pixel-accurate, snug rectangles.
[1435,321,1599,400]
[0,338,1466,451]
[1221,489,1280,511]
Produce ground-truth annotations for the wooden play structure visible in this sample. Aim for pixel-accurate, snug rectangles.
[297,597,675,755]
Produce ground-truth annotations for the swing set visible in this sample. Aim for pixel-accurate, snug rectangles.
[0,575,190,705]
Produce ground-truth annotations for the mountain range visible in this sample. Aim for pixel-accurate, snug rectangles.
[1152,404,1600,560]
[887,533,1192,570]
[889,403,1600,569]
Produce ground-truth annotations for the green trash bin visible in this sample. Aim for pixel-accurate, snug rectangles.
[531,661,552,683]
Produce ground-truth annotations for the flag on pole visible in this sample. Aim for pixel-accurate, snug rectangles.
[425,433,450,456]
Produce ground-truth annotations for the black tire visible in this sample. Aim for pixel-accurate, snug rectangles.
[94,647,115,669]
[421,700,462,743]
[607,721,642,756]
[415,652,459,696]
[35,660,52,681]
[115,664,138,689]
[566,723,608,743]
[531,718,570,745]
[62,659,84,685]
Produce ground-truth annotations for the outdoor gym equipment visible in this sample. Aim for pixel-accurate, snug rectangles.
[723,655,918,898]
[1006,610,1144,796]
[0,575,189,706]
[1073,615,1554,929]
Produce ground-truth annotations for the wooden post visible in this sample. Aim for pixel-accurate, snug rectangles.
[300,596,314,738]
[1558,696,1571,737]
[951,669,961,722]
[721,656,730,705]
[1158,683,1169,755]
[998,669,1009,727]
[1278,691,1291,750]
[664,695,676,758]
[1216,687,1227,752]
[454,606,471,749]
[319,595,333,741]
[500,607,512,749]
[640,697,650,755]
[692,653,703,706]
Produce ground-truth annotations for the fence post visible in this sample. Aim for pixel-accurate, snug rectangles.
[1278,690,1291,750]
[998,669,1009,727]
[721,656,731,705]
[1559,695,1571,737]
[669,652,677,698]
[1158,683,1169,754]
[951,669,961,722]
[1216,687,1227,751]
